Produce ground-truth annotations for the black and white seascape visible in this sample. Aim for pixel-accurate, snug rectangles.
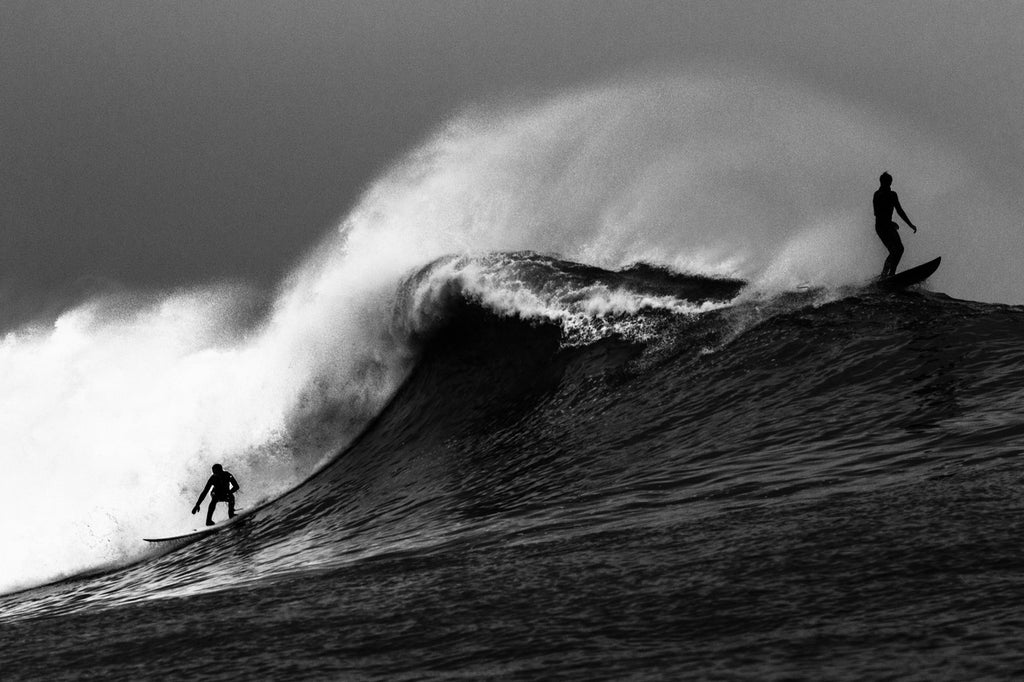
[3,3,1024,679]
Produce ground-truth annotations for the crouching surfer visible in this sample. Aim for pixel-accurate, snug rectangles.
[192,463,240,526]
[873,171,919,278]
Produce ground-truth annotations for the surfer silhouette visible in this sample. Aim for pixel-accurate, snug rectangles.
[873,171,918,278]
[191,464,240,526]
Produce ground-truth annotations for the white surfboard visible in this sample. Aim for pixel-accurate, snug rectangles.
[143,509,250,543]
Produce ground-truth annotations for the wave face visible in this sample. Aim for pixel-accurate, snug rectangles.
[3,68,1023,596]
[4,253,1024,679]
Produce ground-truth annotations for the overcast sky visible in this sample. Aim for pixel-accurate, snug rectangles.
[2,1,1021,326]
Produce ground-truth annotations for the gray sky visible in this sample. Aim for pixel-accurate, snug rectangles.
[2,1,1022,326]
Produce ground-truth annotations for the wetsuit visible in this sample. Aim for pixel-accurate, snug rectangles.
[194,469,240,525]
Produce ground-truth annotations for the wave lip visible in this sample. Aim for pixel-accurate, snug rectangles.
[403,253,744,346]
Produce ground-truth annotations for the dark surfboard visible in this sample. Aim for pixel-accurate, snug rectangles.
[876,257,941,290]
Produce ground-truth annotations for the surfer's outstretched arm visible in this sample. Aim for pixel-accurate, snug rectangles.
[191,478,213,514]
[894,195,917,232]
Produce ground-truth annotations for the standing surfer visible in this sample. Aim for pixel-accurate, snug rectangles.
[873,171,918,278]
[192,463,240,526]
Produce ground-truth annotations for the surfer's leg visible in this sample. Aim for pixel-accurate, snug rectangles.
[227,494,236,518]
[876,224,891,276]
[880,249,897,276]
[876,223,904,277]
[206,499,218,526]
[887,233,904,275]
[889,223,905,274]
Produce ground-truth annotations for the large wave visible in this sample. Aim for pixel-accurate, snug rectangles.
[1,67,1020,594]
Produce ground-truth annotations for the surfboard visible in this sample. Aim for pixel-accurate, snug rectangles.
[876,257,941,290]
[143,509,249,543]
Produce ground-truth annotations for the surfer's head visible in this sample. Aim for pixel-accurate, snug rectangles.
[212,463,223,474]
[879,171,893,187]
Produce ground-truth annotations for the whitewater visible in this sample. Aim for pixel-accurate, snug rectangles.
[3,70,1024,679]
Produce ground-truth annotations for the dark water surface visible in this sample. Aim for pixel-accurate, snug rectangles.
[4,258,1024,679]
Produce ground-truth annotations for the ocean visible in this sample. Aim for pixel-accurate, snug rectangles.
[3,252,1024,680]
